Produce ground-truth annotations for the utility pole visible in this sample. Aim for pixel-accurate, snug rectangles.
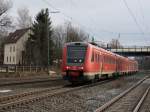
[47,10,60,74]
[116,33,120,50]
[45,10,50,74]
[47,21,50,67]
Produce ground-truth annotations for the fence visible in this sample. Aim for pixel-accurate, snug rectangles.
[0,66,48,73]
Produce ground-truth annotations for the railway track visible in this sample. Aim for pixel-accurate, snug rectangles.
[0,78,62,87]
[95,76,150,112]
[0,78,112,111]
[133,86,150,112]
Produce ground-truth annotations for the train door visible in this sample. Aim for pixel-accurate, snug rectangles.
[116,56,119,75]
[100,52,103,76]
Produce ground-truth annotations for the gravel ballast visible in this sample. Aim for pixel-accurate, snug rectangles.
[2,72,149,112]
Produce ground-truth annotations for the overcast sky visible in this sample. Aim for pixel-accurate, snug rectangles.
[9,0,150,46]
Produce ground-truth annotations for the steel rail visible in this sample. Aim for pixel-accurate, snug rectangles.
[0,78,62,87]
[0,86,64,104]
[0,79,113,110]
[95,76,149,112]
[133,86,150,112]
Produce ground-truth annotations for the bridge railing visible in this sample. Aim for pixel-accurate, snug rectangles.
[110,48,150,52]
[120,46,150,48]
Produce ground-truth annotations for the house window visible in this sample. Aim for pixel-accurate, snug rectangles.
[13,46,15,52]
[7,56,8,62]
[10,56,11,62]
[10,46,12,52]
[13,56,15,62]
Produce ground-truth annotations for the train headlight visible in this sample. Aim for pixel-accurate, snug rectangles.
[74,60,77,62]
[80,67,84,70]
[66,66,69,69]
[79,59,82,62]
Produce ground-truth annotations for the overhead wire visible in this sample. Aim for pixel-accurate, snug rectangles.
[66,0,119,44]
[42,0,121,40]
[122,0,144,34]
[42,0,149,45]
[137,0,150,32]
[43,0,146,36]
[136,0,150,45]
[42,0,98,39]
[122,0,150,45]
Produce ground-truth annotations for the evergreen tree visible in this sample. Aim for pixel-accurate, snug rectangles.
[25,8,53,66]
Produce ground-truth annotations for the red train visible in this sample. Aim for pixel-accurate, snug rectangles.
[61,42,138,83]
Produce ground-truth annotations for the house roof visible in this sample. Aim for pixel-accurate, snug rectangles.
[5,28,30,44]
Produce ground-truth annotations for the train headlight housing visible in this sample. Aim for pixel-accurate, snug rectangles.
[79,59,82,63]
[66,66,69,69]
[80,66,84,70]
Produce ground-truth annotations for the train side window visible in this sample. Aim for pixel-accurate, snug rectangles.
[91,51,94,62]
[111,58,112,64]
[111,58,113,64]
[106,56,107,63]
[106,56,108,63]
[110,58,112,64]
[113,59,115,64]
[99,54,101,62]
[95,53,97,62]
[97,54,98,62]
[95,53,97,63]
[96,54,98,62]
[103,56,105,63]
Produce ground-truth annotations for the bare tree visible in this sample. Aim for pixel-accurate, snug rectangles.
[53,25,66,47]
[65,22,89,42]
[0,0,12,48]
[53,22,89,47]
[52,22,89,60]
[108,38,123,49]
[17,7,32,29]
[52,26,66,59]
[0,0,12,32]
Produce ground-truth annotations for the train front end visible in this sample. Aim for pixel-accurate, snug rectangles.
[61,42,88,83]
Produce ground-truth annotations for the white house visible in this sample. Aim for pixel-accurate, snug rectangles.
[4,28,30,65]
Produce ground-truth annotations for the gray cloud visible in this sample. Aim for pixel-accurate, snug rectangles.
[10,0,150,46]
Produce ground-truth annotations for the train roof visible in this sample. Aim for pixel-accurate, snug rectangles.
[65,42,88,46]
[65,42,137,62]
[88,42,137,62]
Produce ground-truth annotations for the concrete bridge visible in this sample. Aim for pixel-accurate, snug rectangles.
[107,46,150,56]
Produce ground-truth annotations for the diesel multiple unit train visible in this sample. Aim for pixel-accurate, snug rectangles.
[61,42,138,83]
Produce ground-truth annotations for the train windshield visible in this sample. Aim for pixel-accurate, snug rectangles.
[67,45,87,65]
